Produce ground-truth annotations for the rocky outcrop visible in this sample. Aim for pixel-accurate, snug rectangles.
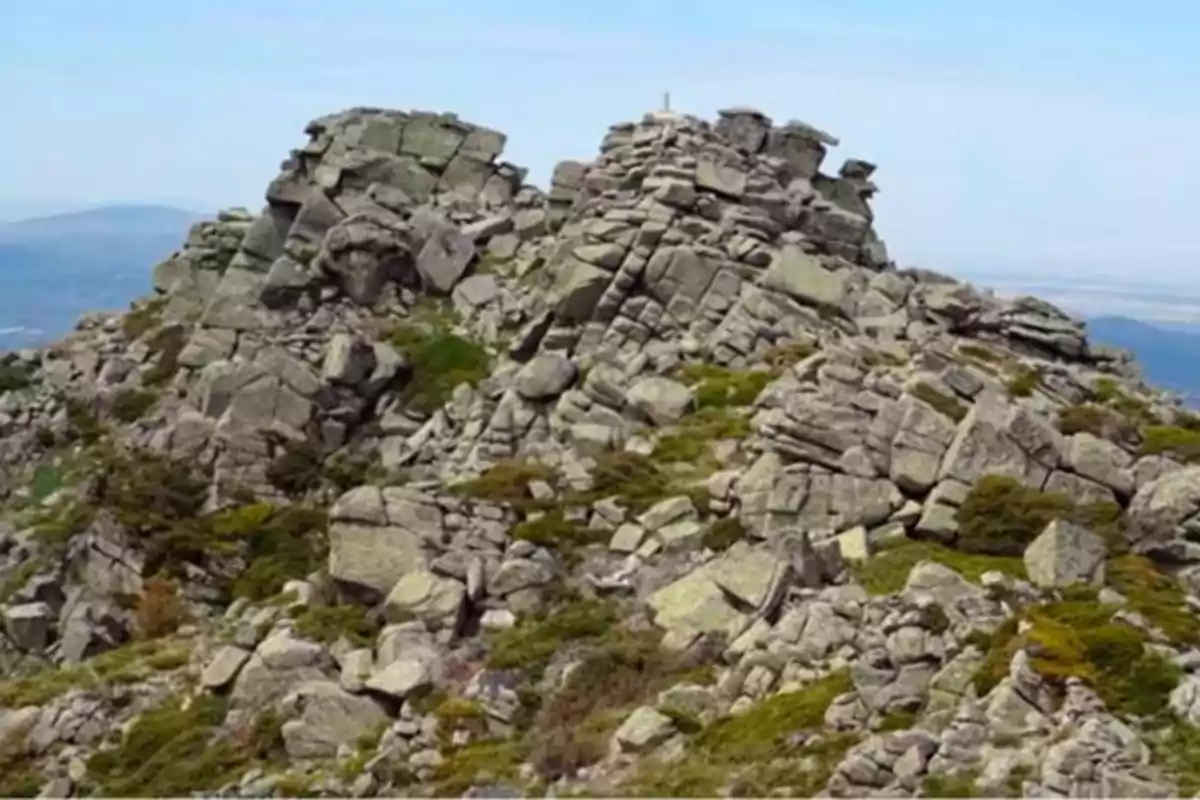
[2,102,1200,799]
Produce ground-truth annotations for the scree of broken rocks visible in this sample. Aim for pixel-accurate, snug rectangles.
[2,105,1200,799]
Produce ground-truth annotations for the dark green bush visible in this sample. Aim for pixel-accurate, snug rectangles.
[1005,365,1044,398]
[85,694,283,797]
[1140,425,1200,463]
[120,298,167,341]
[389,324,490,414]
[111,388,159,423]
[293,604,380,647]
[955,476,1076,556]
[265,439,324,497]
[910,382,968,422]
[486,597,620,674]
[1058,403,1140,444]
[0,360,32,394]
[702,517,748,552]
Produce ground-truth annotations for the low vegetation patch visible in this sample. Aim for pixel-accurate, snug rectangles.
[84,695,285,797]
[1109,555,1200,645]
[0,358,32,394]
[65,398,108,444]
[702,517,749,552]
[30,450,328,601]
[675,363,774,410]
[452,460,556,510]
[1150,722,1200,796]
[1140,425,1200,463]
[388,319,491,415]
[292,603,381,647]
[486,597,621,676]
[1057,403,1141,444]
[0,639,187,708]
[1005,365,1044,398]
[652,408,752,468]
[954,475,1122,556]
[510,511,604,559]
[1089,377,1161,426]
[567,450,709,514]
[910,381,968,422]
[432,740,530,796]
[851,538,1028,595]
[971,599,1181,717]
[626,671,859,797]
[110,387,160,423]
[120,298,168,341]
[530,628,718,779]
[142,325,188,387]
[28,464,64,504]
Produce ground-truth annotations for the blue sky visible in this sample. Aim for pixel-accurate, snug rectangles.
[4,1,1200,281]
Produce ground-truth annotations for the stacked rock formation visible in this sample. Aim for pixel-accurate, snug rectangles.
[0,105,1199,798]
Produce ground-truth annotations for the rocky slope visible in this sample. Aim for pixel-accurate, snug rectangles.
[4,105,1200,798]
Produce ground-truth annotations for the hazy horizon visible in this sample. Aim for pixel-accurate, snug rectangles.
[5,1,1200,283]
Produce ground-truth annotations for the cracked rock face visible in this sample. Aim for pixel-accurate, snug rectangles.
[0,102,1197,799]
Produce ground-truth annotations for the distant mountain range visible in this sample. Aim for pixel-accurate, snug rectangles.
[0,205,202,350]
[1085,315,1200,406]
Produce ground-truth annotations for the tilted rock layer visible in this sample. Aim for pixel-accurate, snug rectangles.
[1,105,1199,798]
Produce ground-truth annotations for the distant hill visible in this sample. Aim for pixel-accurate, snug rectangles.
[1086,315,1200,406]
[0,205,203,349]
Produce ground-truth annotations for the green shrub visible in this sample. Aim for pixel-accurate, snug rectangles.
[1089,377,1161,425]
[923,770,980,798]
[1109,555,1200,645]
[652,408,752,468]
[389,323,490,414]
[851,538,1027,595]
[1140,425,1200,463]
[486,598,620,675]
[218,504,329,602]
[293,604,380,647]
[510,511,602,556]
[0,360,31,394]
[0,640,182,707]
[1151,722,1200,795]
[702,517,748,552]
[55,450,327,599]
[1005,365,1044,398]
[111,388,159,423]
[432,740,530,796]
[676,363,773,409]
[0,743,40,798]
[265,439,324,497]
[84,694,278,797]
[452,460,555,509]
[695,669,853,764]
[1058,403,1140,443]
[910,382,968,422]
[65,398,107,444]
[0,558,41,604]
[958,343,1003,364]
[530,628,717,779]
[971,599,1182,715]
[121,298,167,341]
[567,451,707,514]
[955,476,1076,556]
